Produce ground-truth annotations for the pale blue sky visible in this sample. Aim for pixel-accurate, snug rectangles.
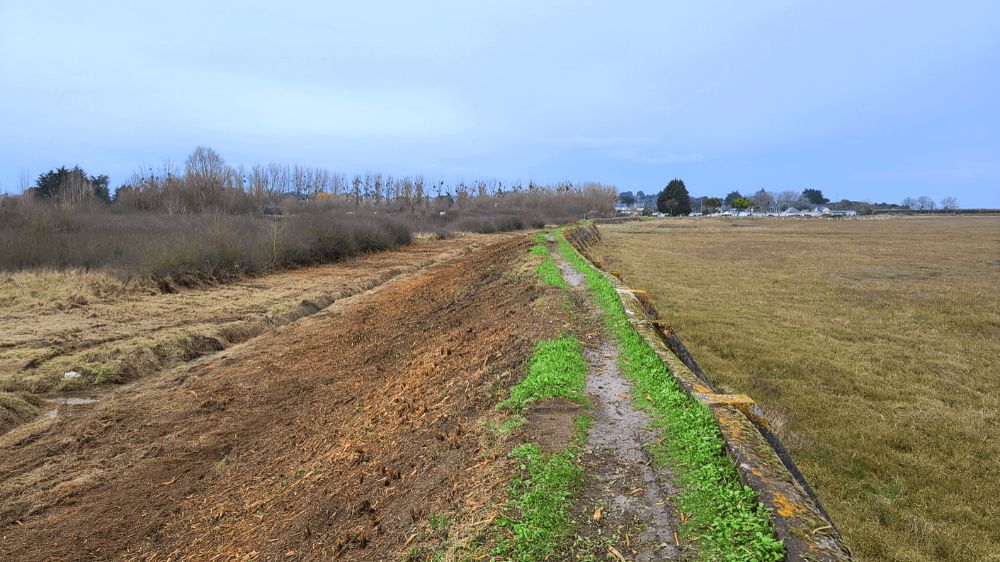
[1,1,998,206]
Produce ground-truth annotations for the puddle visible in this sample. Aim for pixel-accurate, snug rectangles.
[555,254,585,288]
[43,392,105,418]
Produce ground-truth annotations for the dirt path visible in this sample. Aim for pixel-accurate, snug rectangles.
[1,233,508,429]
[556,255,688,560]
[0,236,565,561]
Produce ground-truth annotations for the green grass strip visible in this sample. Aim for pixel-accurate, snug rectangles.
[494,416,591,561]
[556,230,784,561]
[499,337,588,413]
[535,257,569,289]
[531,241,570,289]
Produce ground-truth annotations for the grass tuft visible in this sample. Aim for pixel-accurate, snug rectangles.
[492,255,591,560]
[498,337,588,413]
[530,243,571,289]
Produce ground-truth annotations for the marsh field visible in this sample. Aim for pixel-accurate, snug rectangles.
[593,216,1000,562]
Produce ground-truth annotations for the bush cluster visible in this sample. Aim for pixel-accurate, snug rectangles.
[0,205,412,288]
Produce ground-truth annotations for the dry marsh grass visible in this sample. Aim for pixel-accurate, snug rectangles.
[593,216,1000,562]
[0,269,154,312]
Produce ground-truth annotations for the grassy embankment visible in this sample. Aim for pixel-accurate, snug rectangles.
[591,217,1000,561]
[557,230,782,561]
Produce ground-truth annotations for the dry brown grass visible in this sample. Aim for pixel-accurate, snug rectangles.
[592,216,1000,562]
[0,392,41,434]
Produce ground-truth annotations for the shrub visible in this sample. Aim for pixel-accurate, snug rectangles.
[0,205,416,286]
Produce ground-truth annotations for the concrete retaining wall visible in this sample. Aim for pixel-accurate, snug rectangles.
[564,222,852,562]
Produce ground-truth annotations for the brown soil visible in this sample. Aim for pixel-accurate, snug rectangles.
[0,236,565,561]
[0,233,506,431]
[523,397,584,453]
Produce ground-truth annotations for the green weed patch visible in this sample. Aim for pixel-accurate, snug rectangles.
[530,241,570,289]
[499,337,588,413]
[536,258,570,290]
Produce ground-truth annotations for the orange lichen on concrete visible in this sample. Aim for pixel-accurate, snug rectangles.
[772,491,808,518]
[713,409,744,441]
[699,393,771,429]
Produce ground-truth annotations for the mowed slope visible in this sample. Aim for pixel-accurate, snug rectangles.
[0,236,562,560]
[1,233,505,401]
[593,216,1000,562]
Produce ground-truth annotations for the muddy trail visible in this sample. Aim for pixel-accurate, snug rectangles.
[0,236,566,561]
[556,253,688,561]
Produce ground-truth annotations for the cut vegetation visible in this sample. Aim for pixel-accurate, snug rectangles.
[0,233,508,433]
[0,236,568,561]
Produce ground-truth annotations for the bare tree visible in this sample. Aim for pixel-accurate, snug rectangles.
[372,173,384,204]
[185,146,228,185]
[413,175,425,212]
[329,173,346,197]
[362,172,374,203]
[266,216,285,265]
[383,174,395,204]
[351,174,362,206]
[269,164,292,196]
[776,190,801,210]
[751,189,775,212]
[311,168,331,197]
[58,171,95,207]
[292,165,307,197]
[940,196,959,210]
[18,168,29,193]
[916,196,936,211]
[247,164,269,201]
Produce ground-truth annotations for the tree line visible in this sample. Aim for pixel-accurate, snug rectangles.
[16,146,614,218]
[902,196,959,211]
[618,183,961,215]
[617,183,835,216]
[2,147,618,286]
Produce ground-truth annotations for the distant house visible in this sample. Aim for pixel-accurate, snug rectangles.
[781,207,800,216]
[828,210,858,217]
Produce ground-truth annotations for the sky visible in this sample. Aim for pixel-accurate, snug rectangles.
[1,1,999,206]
